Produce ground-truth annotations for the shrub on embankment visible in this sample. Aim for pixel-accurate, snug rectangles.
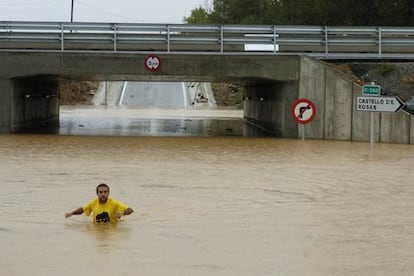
[333,62,414,102]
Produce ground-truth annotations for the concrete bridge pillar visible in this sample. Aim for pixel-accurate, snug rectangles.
[0,76,59,133]
[0,79,12,132]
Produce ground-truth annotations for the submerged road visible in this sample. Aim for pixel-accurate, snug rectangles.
[119,82,190,107]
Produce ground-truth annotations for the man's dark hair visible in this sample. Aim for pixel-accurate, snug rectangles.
[96,183,110,193]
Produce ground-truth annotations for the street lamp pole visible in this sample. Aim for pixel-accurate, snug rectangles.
[70,0,74,22]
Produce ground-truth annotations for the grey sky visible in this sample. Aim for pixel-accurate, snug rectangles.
[0,0,209,23]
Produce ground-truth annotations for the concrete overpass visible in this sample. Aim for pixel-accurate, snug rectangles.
[0,50,412,143]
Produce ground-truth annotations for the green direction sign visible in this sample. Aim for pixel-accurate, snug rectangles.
[362,84,381,96]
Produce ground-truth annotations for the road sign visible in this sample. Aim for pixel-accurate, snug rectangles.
[362,84,381,96]
[144,55,161,71]
[357,96,404,112]
[290,98,317,124]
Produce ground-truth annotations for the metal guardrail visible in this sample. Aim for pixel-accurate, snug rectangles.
[1,21,414,59]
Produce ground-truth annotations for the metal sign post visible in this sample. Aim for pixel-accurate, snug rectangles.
[370,111,374,153]
[300,124,305,141]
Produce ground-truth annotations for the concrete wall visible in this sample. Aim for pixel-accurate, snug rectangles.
[380,112,411,144]
[298,56,413,144]
[92,81,124,106]
[323,68,354,140]
[298,56,355,141]
[298,56,326,139]
[0,52,300,82]
[244,81,298,137]
[411,117,414,144]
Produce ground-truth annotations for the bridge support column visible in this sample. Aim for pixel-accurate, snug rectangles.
[244,81,298,137]
[0,79,12,133]
[10,77,59,133]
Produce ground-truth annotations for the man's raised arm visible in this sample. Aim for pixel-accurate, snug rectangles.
[65,207,84,218]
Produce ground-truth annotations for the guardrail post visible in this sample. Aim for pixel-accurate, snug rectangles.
[378,27,382,58]
[273,26,277,54]
[324,26,329,58]
[220,25,224,53]
[113,23,117,52]
[60,23,64,52]
[167,24,170,52]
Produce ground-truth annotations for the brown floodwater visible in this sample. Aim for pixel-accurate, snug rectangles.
[0,108,413,276]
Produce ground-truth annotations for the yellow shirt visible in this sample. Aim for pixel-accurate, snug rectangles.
[82,198,129,223]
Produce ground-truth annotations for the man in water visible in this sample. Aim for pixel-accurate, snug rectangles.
[65,183,134,223]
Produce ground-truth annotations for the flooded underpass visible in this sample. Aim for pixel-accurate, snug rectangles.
[0,106,413,276]
[59,106,245,137]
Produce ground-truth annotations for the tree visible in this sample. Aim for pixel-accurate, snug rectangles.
[184,7,210,24]
[190,0,279,24]
[186,0,414,26]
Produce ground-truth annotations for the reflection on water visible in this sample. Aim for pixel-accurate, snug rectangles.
[60,116,243,137]
[65,221,133,251]
[1,108,414,276]
[59,106,246,137]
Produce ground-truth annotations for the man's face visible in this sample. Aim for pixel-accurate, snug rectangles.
[97,186,109,203]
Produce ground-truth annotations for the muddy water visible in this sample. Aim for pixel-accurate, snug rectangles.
[0,133,413,276]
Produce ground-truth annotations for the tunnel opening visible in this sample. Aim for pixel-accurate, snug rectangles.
[16,77,286,137]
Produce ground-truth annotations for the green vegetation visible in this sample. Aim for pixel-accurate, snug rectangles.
[185,0,414,26]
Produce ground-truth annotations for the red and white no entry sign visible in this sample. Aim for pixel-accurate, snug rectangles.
[144,55,161,71]
[290,98,317,124]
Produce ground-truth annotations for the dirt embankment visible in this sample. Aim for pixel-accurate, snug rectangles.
[59,81,99,105]
[59,63,414,106]
[211,83,244,108]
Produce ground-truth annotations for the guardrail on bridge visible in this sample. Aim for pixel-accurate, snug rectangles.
[1,21,414,59]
